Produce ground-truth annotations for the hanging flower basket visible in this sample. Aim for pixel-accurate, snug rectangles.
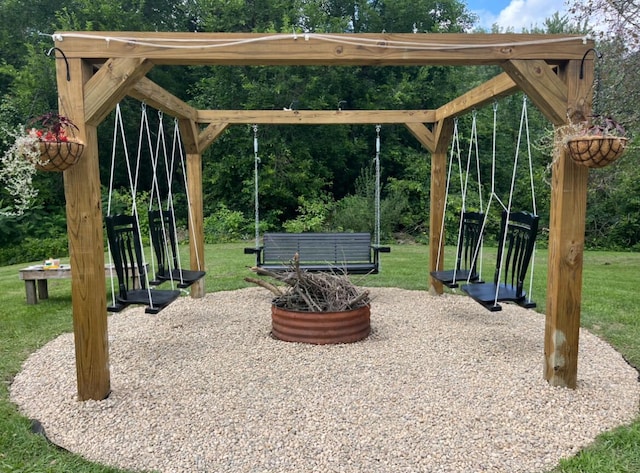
[561,115,628,169]
[35,139,85,172]
[1,112,84,216]
[565,135,628,169]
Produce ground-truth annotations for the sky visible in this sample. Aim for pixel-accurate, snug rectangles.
[466,0,568,31]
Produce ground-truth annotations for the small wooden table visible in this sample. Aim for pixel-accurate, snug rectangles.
[18,264,146,305]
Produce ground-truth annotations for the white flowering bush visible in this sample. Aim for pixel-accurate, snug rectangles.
[0,126,41,216]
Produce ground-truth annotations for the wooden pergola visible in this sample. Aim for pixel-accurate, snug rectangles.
[52,32,594,400]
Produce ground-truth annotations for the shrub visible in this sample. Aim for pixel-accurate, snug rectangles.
[204,204,251,243]
[0,235,69,266]
[282,194,334,233]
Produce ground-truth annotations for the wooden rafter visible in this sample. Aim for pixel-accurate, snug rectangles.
[197,109,436,125]
[84,57,154,126]
[55,32,589,66]
[404,123,435,153]
[198,123,230,151]
[435,72,518,122]
[502,59,568,126]
[129,77,198,121]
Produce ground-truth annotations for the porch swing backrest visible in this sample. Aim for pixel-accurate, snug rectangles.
[246,232,390,274]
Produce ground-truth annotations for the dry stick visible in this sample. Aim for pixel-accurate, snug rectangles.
[346,290,370,310]
[243,277,284,296]
[297,283,322,312]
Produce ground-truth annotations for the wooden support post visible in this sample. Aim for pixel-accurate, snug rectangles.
[428,119,454,294]
[544,59,592,388]
[58,58,111,400]
[180,119,206,298]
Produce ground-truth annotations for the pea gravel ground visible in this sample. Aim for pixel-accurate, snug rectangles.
[10,287,640,473]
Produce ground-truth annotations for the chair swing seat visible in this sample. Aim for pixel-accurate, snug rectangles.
[461,210,539,312]
[430,268,481,289]
[430,211,485,288]
[108,288,182,314]
[152,268,207,289]
[460,282,535,312]
[106,214,181,314]
[148,209,206,288]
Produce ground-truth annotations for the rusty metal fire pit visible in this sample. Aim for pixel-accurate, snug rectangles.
[271,304,371,344]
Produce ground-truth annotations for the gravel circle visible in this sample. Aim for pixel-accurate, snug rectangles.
[10,287,640,473]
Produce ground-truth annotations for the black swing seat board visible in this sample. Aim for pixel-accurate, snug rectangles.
[105,214,181,314]
[148,209,206,288]
[245,232,390,274]
[430,211,484,288]
[461,210,539,312]
[460,282,535,311]
[152,268,207,289]
[110,289,182,314]
[430,269,480,288]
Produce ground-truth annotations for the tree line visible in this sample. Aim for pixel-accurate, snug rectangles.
[0,0,638,265]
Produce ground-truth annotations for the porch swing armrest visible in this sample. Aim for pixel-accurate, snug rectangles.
[244,246,264,265]
[370,245,391,264]
[244,247,263,254]
[371,245,391,253]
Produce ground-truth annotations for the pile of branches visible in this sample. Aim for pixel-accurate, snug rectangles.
[245,254,370,312]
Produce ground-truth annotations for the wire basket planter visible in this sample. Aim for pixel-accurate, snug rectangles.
[564,135,628,169]
[35,140,85,172]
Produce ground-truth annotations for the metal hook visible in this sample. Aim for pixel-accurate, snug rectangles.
[579,48,602,80]
[46,47,71,81]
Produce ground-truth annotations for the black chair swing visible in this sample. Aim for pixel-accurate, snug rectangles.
[105,214,181,314]
[148,209,206,288]
[430,210,484,288]
[455,96,539,313]
[461,210,539,312]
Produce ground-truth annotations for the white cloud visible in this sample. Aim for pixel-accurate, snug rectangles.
[470,0,567,31]
[494,0,566,31]
[472,8,500,30]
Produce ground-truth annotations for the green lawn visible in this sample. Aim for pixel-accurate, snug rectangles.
[1,242,639,472]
